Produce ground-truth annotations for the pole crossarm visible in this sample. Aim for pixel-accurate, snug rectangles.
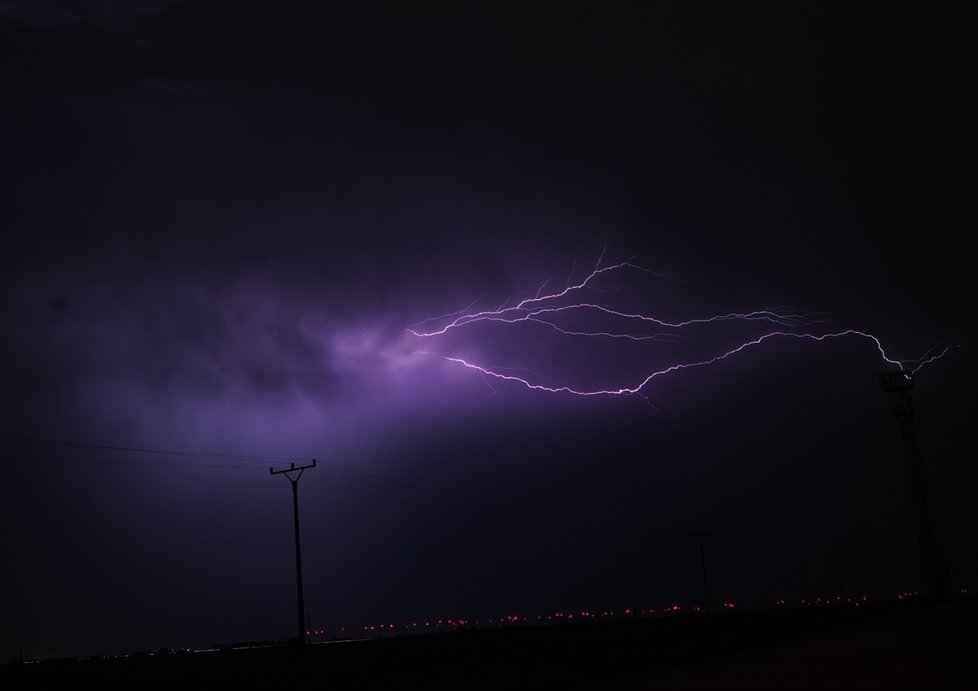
[269,458,317,478]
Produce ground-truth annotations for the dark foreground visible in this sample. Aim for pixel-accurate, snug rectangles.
[5,599,975,689]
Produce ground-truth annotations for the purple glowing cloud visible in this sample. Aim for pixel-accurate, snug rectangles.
[6,250,952,458]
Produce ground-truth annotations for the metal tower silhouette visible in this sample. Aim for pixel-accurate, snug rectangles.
[879,371,949,597]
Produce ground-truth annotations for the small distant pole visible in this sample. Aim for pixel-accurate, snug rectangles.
[686,530,714,614]
[270,459,317,646]
[826,551,846,601]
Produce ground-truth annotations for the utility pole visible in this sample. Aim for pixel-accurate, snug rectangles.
[879,370,949,597]
[686,530,714,614]
[270,459,317,646]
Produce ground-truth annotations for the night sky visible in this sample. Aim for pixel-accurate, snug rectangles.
[1,1,974,659]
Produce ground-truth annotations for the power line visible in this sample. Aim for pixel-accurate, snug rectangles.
[0,441,483,519]
[0,453,265,470]
[0,433,294,462]
[1,433,474,512]
[2,434,459,496]
[1,452,487,527]
[2,450,472,514]
[1,434,580,534]
[304,475,482,521]
[315,458,452,499]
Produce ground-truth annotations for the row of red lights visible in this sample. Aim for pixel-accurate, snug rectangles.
[303,589,969,639]
[305,602,725,638]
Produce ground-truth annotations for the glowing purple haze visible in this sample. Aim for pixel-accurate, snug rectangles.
[407,253,953,398]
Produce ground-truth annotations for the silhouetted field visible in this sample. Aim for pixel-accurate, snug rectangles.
[4,598,974,689]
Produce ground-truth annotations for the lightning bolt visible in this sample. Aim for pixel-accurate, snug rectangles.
[407,255,953,397]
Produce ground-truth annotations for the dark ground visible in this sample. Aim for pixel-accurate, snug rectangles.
[4,598,974,689]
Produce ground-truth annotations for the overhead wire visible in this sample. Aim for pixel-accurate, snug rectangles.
[0,434,479,517]
[0,433,574,531]
[0,453,266,471]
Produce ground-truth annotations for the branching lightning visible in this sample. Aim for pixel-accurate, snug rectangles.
[407,254,953,397]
